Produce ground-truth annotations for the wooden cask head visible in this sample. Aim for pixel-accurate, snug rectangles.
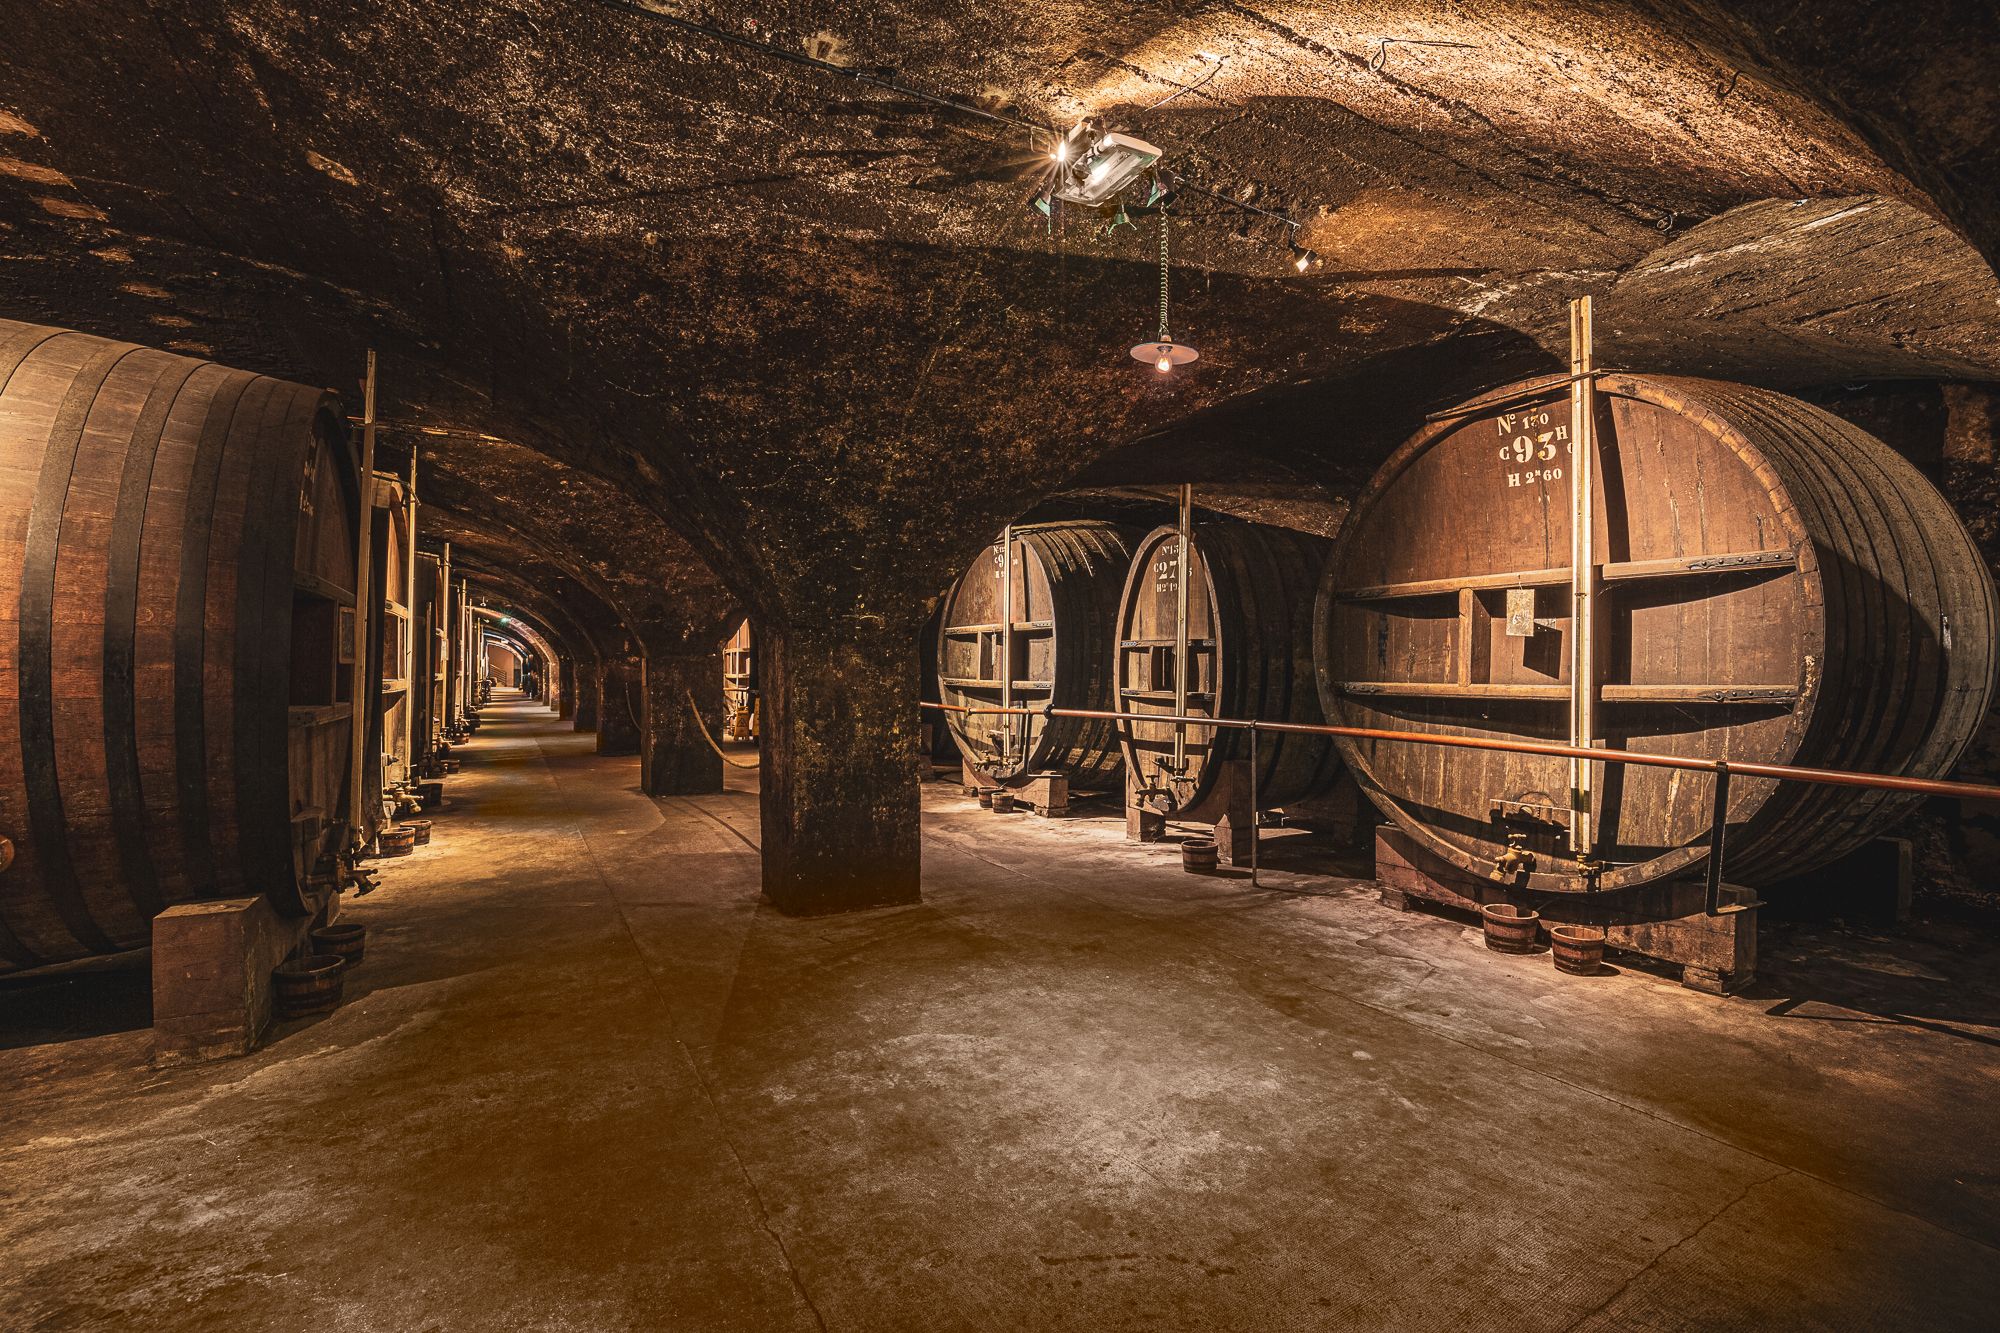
[937,521,1133,788]
[1117,519,1339,818]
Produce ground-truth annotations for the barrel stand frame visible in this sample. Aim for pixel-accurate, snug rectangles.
[1373,826,1758,994]
[1124,759,1254,863]
[152,894,338,1065]
[962,764,1070,817]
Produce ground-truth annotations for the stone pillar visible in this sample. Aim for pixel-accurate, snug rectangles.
[1943,382,2000,465]
[640,645,725,796]
[596,654,642,756]
[557,656,577,720]
[758,619,921,915]
[573,658,600,732]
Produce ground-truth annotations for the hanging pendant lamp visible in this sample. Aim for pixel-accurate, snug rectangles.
[1131,206,1197,373]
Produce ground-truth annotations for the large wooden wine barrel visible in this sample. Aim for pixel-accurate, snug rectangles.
[937,521,1136,788]
[1318,372,1998,893]
[723,616,757,741]
[1116,519,1342,817]
[0,319,359,973]
[363,472,414,827]
[409,553,445,771]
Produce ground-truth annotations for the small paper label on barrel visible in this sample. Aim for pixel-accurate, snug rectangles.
[1506,587,1536,637]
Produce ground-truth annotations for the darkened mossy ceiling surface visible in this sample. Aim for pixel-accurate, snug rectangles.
[0,0,1995,622]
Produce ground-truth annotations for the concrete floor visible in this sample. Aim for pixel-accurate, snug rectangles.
[3,696,1997,1331]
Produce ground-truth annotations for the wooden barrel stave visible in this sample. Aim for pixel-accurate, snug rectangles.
[1320,372,1996,893]
[51,344,187,947]
[1031,522,1129,790]
[0,327,85,965]
[1702,382,1997,880]
[937,520,1136,788]
[1716,386,1905,874]
[0,318,356,972]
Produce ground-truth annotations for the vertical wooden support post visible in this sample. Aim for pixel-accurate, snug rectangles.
[1173,483,1192,778]
[1568,295,1598,855]
[438,540,452,745]
[402,446,418,775]
[461,581,474,712]
[347,352,378,853]
[455,581,465,718]
[999,524,1014,768]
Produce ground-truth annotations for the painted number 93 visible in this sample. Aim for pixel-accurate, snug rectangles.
[1500,434,1561,463]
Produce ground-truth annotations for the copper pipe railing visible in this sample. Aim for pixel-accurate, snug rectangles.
[926,698,2000,906]
[923,699,2000,804]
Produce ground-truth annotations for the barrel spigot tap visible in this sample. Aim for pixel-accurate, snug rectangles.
[1494,830,1535,879]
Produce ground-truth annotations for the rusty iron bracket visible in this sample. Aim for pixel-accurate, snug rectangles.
[1703,762,1759,916]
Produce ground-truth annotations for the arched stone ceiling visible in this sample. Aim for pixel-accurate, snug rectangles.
[387,432,737,648]
[0,1,1993,617]
[427,522,628,666]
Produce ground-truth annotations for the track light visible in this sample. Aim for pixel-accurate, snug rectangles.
[1289,241,1318,273]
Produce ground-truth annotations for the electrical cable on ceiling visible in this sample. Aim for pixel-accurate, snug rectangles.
[1139,54,1227,112]
[590,0,1309,254]
[1367,37,1479,73]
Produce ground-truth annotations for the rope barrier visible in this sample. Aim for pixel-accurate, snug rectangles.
[687,689,760,768]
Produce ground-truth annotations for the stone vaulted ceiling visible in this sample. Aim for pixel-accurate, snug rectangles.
[0,0,1996,627]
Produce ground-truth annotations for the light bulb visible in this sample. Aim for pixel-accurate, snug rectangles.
[1155,349,1173,374]
[1054,141,1068,163]
[1293,252,1311,273]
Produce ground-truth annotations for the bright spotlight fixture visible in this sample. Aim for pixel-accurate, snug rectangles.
[1051,128,1162,207]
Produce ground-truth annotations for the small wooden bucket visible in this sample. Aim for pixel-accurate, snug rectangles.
[405,818,433,846]
[990,791,1017,813]
[1480,902,1541,954]
[378,825,417,857]
[309,924,366,971]
[1549,924,1607,975]
[976,790,993,809]
[273,955,345,1017]
[1181,836,1219,872]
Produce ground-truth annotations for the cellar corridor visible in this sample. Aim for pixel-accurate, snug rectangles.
[3,696,1995,1330]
